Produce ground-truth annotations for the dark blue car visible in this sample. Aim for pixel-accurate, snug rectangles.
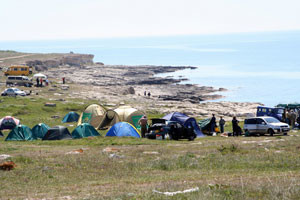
[256,106,284,121]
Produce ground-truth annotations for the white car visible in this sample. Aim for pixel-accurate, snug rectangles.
[243,116,290,136]
[1,88,26,96]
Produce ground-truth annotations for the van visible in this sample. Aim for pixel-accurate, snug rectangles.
[6,76,33,87]
[4,65,32,76]
[256,106,284,121]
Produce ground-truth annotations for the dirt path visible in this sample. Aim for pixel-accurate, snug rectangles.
[0,54,36,61]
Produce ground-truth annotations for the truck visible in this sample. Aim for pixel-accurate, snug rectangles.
[256,106,284,121]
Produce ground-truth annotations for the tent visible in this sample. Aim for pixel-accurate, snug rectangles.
[198,118,220,134]
[163,112,204,137]
[62,112,80,123]
[78,104,120,129]
[114,105,144,128]
[5,125,36,141]
[0,116,20,130]
[42,126,72,140]
[32,123,50,139]
[106,122,141,138]
[33,73,47,80]
[72,123,100,139]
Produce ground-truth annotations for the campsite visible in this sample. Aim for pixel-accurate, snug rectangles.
[1,95,300,199]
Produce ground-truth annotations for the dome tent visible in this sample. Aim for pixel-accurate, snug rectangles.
[114,105,144,128]
[5,125,36,141]
[163,112,204,137]
[72,123,100,139]
[62,112,80,123]
[0,116,20,130]
[78,104,120,129]
[106,122,141,138]
[32,123,50,139]
[42,126,72,140]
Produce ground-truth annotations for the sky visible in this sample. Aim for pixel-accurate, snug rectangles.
[1,0,300,41]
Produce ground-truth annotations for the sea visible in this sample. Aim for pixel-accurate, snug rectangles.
[1,31,300,106]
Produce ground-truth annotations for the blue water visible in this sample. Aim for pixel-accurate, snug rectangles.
[1,31,300,106]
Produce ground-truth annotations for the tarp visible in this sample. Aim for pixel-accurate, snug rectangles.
[78,104,120,129]
[163,112,204,137]
[32,123,50,139]
[5,125,36,141]
[114,105,143,128]
[106,122,141,138]
[42,126,72,140]
[72,123,100,139]
[0,116,20,130]
[62,112,80,123]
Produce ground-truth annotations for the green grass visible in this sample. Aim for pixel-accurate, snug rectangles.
[1,96,300,199]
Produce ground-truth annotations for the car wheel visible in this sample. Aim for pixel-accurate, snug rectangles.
[188,136,195,141]
[268,129,274,136]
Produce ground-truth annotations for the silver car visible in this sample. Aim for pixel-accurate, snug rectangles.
[1,88,26,96]
[243,116,290,136]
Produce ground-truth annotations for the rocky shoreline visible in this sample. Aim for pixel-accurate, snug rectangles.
[0,51,262,119]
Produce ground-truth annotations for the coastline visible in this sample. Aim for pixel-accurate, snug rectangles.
[0,51,262,119]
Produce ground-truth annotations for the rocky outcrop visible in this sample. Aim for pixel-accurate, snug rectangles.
[26,54,94,71]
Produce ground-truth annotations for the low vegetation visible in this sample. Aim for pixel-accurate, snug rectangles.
[1,96,300,199]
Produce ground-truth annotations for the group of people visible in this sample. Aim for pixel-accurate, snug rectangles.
[144,91,151,98]
[282,109,300,129]
[209,114,242,136]
[36,78,48,87]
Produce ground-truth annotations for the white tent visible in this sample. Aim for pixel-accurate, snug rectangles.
[33,73,47,80]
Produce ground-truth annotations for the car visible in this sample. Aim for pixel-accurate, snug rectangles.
[146,118,196,141]
[1,88,26,96]
[243,116,290,136]
[6,76,33,87]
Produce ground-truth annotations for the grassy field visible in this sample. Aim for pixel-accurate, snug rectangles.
[1,96,300,199]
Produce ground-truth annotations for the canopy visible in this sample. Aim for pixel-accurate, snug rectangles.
[42,126,72,140]
[62,112,80,123]
[32,123,50,139]
[0,116,20,130]
[5,125,36,141]
[114,105,143,128]
[106,122,141,138]
[33,73,47,79]
[163,112,204,137]
[72,123,100,139]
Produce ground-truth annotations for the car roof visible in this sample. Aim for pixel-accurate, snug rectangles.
[246,116,275,120]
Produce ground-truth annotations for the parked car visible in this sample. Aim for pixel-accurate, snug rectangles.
[1,88,26,96]
[146,118,196,141]
[6,76,33,87]
[243,116,290,136]
[256,106,284,121]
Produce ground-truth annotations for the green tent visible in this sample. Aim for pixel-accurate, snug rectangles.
[32,123,50,139]
[72,123,100,139]
[5,125,36,141]
[198,118,211,130]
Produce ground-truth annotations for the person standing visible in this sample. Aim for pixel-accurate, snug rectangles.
[62,77,65,84]
[232,116,239,136]
[36,78,39,87]
[219,117,226,133]
[138,115,148,138]
[147,92,151,98]
[210,114,216,134]
[40,78,43,87]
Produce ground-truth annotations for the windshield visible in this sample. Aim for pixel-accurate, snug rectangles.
[13,88,20,92]
[265,117,280,123]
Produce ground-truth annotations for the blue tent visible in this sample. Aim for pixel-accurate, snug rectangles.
[163,112,204,137]
[32,123,50,139]
[72,123,100,139]
[62,112,80,123]
[106,122,141,138]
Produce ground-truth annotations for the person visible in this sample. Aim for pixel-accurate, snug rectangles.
[147,92,151,98]
[232,116,239,136]
[219,116,226,133]
[45,79,49,86]
[40,78,43,87]
[290,110,297,129]
[282,109,287,123]
[210,114,216,134]
[144,91,146,96]
[36,78,39,87]
[138,115,148,138]
[62,77,65,84]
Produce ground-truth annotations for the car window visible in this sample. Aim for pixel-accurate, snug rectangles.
[245,118,256,124]
[13,88,20,91]
[265,118,280,123]
[256,118,265,124]
[16,77,22,80]
[7,89,13,92]
[8,77,15,80]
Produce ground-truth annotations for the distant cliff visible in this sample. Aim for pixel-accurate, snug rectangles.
[26,54,94,71]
